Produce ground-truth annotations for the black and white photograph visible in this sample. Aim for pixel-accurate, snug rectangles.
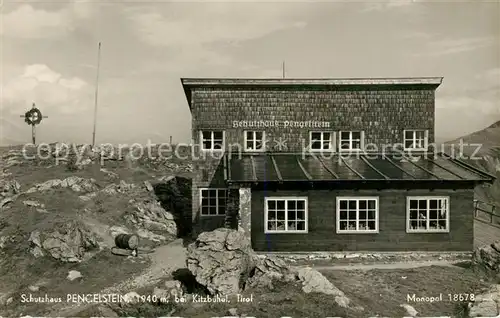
[0,0,499,317]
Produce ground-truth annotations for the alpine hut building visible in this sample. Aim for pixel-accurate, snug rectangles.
[181,77,496,252]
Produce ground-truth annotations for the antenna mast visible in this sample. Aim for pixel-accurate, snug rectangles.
[282,61,285,78]
[92,42,101,148]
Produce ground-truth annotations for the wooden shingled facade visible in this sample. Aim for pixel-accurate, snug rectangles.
[189,86,436,153]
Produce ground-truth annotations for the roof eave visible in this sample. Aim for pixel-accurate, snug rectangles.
[180,77,444,86]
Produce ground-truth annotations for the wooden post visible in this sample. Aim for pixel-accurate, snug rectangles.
[32,125,36,144]
[474,200,479,218]
[491,205,495,224]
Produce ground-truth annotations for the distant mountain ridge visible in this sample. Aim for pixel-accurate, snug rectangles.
[445,120,500,157]
[445,120,500,204]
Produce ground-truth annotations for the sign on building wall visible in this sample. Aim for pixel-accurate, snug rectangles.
[233,120,331,129]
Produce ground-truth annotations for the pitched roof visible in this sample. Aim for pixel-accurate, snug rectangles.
[224,153,495,183]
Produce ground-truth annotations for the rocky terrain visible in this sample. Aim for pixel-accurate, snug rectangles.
[0,143,192,316]
[1,140,500,317]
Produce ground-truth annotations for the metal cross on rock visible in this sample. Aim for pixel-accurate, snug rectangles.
[19,102,48,145]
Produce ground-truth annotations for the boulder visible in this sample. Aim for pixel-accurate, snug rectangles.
[67,270,82,281]
[246,256,297,289]
[472,241,500,272]
[28,221,99,262]
[400,304,418,317]
[1,179,21,197]
[297,267,350,308]
[468,284,500,317]
[186,228,256,296]
[185,229,354,309]
[153,280,184,303]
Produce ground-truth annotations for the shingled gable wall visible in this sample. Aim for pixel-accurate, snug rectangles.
[191,85,436,152]
[189,83,439,234]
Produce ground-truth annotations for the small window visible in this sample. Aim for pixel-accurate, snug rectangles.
[339,131,364,151]
[407,196,449,233]
[336,197,378,233]
[244,131,265,151]
[403,130,428,150]
[200,131,224,151]
[200,188,227,216]
[309,131,334,151]
[265,197,308,233]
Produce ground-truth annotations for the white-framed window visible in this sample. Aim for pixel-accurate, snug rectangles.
[403,130,428,151]
[336,197,379,233]
[309,131,334,151]
[407,196,449,233]
[244,131,265,152]
[264,197,308,233]
[200,131,225,151]
[339,131,364,151]
[199,188,227,216]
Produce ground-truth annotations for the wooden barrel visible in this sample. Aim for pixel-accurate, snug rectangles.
[115,234,139,250]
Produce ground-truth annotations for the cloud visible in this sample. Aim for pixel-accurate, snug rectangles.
[1,2,95,39]
[437,96,499,116]
[413,36,495,57]
[2,64,91,114]
[126,3,309,47]
[475,67,500,82]
[436,95,500,140]
[363,0,416,12]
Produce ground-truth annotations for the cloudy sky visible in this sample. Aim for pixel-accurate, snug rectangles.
[1,0,499,146]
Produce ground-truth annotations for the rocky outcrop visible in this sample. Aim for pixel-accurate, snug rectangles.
[186,229,256,296]
[186,228,355,310]
[28,221,99,262]
[25,177,98,194]
[468,285,500,317]
[127,198,177,237]
[472,240,500,272]
[101,180,135,195]
[153,176,191,237]
[0,150,24,168]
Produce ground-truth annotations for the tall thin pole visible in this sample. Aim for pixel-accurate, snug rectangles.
[92,42,101,147]
[282,61,285,78]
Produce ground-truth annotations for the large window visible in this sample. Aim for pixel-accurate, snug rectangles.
[336,197,378,233]
[309,131,334,151]
[403,130,428,151]
[407,196,449,233]
[265,197,308,233]
[339,131,364,151]
[199,188,227,216]
[200,131,224,151]
[244,131,265,151]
